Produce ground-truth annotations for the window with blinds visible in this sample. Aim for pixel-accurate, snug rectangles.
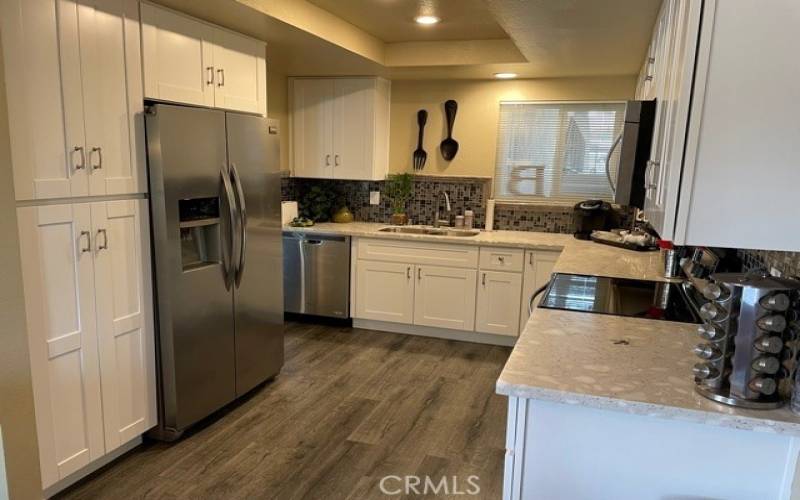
[494,101,626,203]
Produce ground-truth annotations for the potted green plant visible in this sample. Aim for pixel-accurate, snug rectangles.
[384,173,414,225]
[300,183,337,222]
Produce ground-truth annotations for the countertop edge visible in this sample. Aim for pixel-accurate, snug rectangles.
[495,380,800,437]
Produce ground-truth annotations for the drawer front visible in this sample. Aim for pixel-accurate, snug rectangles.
[479,247,524,272]
[357,238,479,268]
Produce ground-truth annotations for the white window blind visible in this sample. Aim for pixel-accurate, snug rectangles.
[494,101,626,203]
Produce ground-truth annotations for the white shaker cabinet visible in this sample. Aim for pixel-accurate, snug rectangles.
[291,77,390,181]
[519,250,559,333]
[413,265,477,331]
[90,200,156,453]
[673,0,800,251]
[636,0,798,251]
[476,271,522,337]
[355,260,415,324]
[141,2,267,116]
[0,0,73,200]
[16,204,104,487]
[60,0,146,197]
[0,0,144,200]
[291,79,334,179]
[17,200,156,489]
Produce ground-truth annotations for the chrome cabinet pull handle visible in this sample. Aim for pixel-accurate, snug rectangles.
[80,231,91,253]
[407,266,411,279]
[206,66,214,85]
[417,268,422,280]
[482,272,487,286]
[72,146,86,170]
[334,154,340,166]
[217,68,225,87]
[97,229,108,250]
[325,154,331,166]
[498,256,505,263]
[91,147,102,170]
[529,253,533,266]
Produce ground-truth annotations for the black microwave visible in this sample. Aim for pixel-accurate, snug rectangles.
[609,100,656,209]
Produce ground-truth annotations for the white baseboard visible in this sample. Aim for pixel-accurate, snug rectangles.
[353,319,517,347]
[44,436,142,498]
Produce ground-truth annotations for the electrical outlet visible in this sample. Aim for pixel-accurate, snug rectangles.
[370,191,380,205]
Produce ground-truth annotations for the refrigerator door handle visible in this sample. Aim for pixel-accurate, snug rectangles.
[220,167,239,290]
[230,163,247,287]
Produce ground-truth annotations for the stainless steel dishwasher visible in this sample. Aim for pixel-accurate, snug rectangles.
[283,232,351,318]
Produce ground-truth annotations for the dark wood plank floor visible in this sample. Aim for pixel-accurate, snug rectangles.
[58,322,511,500]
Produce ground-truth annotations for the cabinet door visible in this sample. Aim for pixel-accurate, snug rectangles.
[75,0,143,196]
[292,79,334,178]
[91,200,156,452]
[212,30,266,115]
[332,78,374,180]
[0,0,75,200]
[141,3,215,107]
[476,271,522,337]
[519,250,559,333]
[355,260,415,324]
[414,266,477,331]
[16,204,104,488]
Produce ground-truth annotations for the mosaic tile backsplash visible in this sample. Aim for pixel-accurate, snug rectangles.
[281,176,631,234]
[738,249,800,279]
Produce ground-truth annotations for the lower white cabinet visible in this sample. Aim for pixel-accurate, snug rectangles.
[353,239,561,340]
[17,199,155,489]
[413,266,477,331]
[519,250,560,333]
[355,260,414,324]
[476,271,522,337]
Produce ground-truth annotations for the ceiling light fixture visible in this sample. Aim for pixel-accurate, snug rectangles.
[494,72,518,79]
[414,15,440,25]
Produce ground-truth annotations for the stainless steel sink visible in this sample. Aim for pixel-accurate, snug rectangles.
[378,226,480,237]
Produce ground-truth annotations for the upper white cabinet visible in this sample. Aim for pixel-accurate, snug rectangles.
[17,200,156,489]
[674,0,800,251]
[638,0,800,251]
[60,0,146,197]
[291,77,390,181]
[0,0,144,200]
[141,3,267,116]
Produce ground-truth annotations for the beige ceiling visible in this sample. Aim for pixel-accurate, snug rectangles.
[152,0,661,80]
[306,0,509,43]
[484,0,663,77]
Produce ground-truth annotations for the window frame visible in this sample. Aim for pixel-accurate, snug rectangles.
[493,99,627,205]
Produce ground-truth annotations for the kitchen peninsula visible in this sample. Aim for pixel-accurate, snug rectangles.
[286,222,800,500]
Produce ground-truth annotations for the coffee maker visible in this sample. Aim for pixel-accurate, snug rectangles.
[573,199,612,239]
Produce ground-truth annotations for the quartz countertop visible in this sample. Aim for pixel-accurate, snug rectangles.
[284,222,669,282]
[285,221,800,435]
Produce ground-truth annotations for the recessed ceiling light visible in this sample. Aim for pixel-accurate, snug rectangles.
[414,15,440,25]
[494,72,518,79]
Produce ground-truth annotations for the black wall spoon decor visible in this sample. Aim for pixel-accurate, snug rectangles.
[413,109,428,170]
[440,99,459,161]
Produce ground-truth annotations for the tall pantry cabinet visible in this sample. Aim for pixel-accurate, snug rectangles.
[0,0,156,493]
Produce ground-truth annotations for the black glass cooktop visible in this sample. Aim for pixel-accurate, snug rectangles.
[539,273,701,324]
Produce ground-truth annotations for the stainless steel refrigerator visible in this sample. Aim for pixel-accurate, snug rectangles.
[145,103,283,440]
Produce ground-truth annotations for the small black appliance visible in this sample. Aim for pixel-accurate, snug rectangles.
[573,199,612,240]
